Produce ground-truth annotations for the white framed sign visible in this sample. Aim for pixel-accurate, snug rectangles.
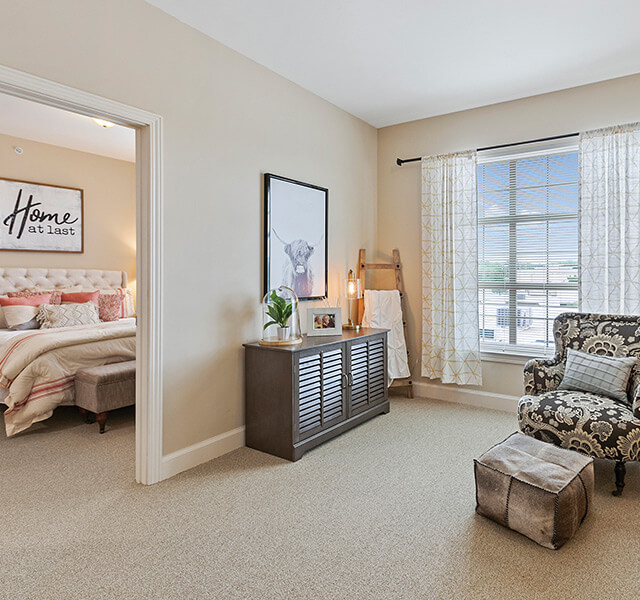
[0,178,83,253]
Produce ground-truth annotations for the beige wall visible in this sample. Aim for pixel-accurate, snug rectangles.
[0,133,136,280]
[0,0,378,456]
[378,73,640,399]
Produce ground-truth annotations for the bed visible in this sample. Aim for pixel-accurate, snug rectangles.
[0,268,136,436]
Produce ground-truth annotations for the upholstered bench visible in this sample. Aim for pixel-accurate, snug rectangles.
[75,360,136,433]
[474,433,593,549]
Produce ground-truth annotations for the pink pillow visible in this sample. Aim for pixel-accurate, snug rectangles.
[61,291,99,305]
[7,289,62,305]
[0,293,52,306]
[98,294,123,322]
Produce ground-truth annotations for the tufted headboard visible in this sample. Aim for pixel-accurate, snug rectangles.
[0,268,127,295]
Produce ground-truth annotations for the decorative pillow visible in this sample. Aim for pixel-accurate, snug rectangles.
[98,294,124,322]
[37,302,100,329]
[2,305,40,330]
[99,288,135,318]
[0,293,52,307]
[0,299,7,328]
[558,348,637,403]
[61,291,100,305]
[7,289,62,305]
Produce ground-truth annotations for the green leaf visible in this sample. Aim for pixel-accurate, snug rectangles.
[263,320,278,330]
[283,304,292,322]
[266,305,280,321]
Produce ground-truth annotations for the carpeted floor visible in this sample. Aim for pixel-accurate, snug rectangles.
[1,397,638,600]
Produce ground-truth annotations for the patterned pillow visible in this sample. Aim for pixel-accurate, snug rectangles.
[37,302,100,329]
[558,348,637,403]
[98,294,123,322]
[7,289,63,305]
[99,288,135,318]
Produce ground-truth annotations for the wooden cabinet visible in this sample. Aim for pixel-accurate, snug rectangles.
[244,329,389,461]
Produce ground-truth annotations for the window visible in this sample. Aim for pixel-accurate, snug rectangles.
[477,139,579,355]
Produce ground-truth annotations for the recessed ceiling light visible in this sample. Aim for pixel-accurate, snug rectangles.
[92,118,115,128]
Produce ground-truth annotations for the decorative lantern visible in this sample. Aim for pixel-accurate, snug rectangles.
[342,269,361,330]
[260,285,302,346]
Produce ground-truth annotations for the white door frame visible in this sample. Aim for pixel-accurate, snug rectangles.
[0,64,164,485]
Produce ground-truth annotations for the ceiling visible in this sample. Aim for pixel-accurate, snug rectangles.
[0,93,135,162]
[146,0,640,128]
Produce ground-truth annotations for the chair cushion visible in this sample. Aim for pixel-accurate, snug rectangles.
[518,390,640,462]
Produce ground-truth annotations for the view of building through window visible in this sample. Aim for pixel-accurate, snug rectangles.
[477,148,579,353]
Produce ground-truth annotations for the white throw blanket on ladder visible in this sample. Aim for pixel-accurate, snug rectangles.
[362,289,410,383]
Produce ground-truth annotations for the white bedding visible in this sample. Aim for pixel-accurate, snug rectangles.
[0,318,136,405]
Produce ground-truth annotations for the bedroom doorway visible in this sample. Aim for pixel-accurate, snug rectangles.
[0,65,163,485]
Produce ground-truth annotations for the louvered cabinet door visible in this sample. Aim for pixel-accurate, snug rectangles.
[296,345,346,442]
[348,334,387,416]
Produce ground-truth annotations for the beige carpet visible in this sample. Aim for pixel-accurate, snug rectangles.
[1,398,638,600]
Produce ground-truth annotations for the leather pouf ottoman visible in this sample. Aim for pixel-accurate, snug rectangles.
[474,432,593,549]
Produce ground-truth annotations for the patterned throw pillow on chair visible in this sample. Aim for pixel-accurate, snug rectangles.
[558,348,637,403]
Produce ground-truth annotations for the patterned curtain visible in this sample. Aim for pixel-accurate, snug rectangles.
[580,124,640,314]
[422,151,482,385]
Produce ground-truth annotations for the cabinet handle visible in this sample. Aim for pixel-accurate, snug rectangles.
[342,373,349,390]
[348,372,353,387]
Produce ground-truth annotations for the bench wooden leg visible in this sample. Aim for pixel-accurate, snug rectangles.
[96,412,108,434]
[78,407,95,424]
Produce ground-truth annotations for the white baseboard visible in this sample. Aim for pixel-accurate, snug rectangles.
[161,426,245,480]
[413,381,518,413]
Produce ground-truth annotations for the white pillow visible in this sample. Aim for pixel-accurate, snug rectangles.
[3,305,40,330]
[37,302,100,329]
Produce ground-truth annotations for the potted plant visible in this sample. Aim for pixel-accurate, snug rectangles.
[264,289,294,340]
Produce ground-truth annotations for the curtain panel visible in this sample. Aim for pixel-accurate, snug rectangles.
[422,151,482,385]
[580,124,640,314]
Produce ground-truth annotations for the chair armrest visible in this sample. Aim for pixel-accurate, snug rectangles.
[523,357,565,396]
[632,379,640,419]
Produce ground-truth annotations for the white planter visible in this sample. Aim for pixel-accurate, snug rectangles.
[277,326,291,341]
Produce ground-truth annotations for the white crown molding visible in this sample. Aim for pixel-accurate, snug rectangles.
[0,64,164,485]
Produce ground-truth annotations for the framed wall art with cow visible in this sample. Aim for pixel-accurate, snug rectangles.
[263,173,328,301]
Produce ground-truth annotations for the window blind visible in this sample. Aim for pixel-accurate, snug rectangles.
[477,138,579,354]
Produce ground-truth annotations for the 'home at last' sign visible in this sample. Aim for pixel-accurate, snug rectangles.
[0,178,83,253]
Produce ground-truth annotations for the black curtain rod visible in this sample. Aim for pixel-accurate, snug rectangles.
[395,132,579,166]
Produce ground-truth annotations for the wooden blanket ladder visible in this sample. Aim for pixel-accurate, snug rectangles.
[357,248,413,398]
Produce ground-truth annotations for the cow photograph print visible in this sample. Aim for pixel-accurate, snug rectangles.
[264,173,328,301]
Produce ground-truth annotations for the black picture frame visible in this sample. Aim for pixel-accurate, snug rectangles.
[264,173,328,301]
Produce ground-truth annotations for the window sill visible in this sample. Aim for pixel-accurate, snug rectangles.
[480,350,552,365]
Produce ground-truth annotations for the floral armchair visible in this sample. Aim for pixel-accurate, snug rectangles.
[518,312,640,496]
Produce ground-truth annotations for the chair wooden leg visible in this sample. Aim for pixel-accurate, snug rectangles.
[613,461,626,497]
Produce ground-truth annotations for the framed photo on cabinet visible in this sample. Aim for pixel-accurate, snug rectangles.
[306,307,342,336]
